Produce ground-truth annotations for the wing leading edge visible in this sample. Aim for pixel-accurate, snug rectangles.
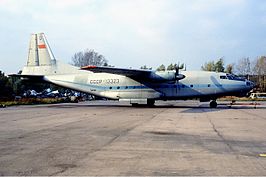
[81,65,151,80]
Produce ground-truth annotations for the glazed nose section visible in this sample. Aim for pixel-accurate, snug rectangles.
[246,80,255,89]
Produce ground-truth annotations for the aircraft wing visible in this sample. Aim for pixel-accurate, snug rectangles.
[8,74,44,81]
[81,65,185,82]
[81,66,152,79]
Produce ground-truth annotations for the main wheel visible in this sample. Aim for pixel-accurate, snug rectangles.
[147,99,155,107]
[131,103,139,107]
[210,100,217,108]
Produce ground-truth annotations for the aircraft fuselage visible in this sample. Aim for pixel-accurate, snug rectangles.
[43,70,253,101]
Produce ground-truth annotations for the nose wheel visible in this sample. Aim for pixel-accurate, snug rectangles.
[210,100,217,108]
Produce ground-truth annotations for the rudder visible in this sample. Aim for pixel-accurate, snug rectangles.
[27,33,56,66]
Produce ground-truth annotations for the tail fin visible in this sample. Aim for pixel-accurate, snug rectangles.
[27,33,56,66]
[21,33,80,76]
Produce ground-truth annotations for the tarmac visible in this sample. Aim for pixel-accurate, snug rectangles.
[0,100,266,176]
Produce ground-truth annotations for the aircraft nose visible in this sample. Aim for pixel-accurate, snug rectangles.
[246,80,255,88]
[251,81,255,88]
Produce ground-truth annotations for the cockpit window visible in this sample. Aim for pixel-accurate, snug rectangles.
[226,75,233,80]
[226,74,245,81]
[220,74,245,81]
[220,76,227,79]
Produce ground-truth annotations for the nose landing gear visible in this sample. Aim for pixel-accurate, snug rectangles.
[210,100,217,108]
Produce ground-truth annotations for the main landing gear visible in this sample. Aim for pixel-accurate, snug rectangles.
[147,99,155,107]
[209,100,217,108]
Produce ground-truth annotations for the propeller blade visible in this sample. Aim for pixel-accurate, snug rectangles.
[175,62,179,75]
[174,62,185,80]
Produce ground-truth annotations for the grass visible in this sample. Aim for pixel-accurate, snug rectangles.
[0,98,67,107]
[218,96,266,102]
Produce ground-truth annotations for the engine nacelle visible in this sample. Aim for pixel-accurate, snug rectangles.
[149,71,185,82]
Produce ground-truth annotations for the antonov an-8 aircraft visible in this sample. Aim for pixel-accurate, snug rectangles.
[12,33,254,108]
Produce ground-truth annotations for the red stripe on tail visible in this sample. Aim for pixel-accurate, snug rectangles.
[38,44,46,49]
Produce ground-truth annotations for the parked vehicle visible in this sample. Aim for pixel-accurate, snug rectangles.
[250,93,266,99]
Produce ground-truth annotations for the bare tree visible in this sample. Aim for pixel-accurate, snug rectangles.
[235,57,251,75]
[202,60,216,71]
[253,56,266,75]
[71,49,108,67]
[225,64,234,74]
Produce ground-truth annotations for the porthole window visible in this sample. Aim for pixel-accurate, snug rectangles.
[190,85,193,87]
[109,87,112,89]
[125,86,128,89]
[208,84,211,87]
[117,86,120,89]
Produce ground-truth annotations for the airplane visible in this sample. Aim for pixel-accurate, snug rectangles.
[10,33,255,108]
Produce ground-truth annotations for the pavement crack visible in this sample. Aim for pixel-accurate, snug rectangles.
[50,164,77,176]
[208,118,235,153]
[103,108,169,147]
[202,108,237,155]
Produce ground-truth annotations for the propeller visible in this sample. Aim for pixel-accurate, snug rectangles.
[175,62,185,80]
[175,62,179,76]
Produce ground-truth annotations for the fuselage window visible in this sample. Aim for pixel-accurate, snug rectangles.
[109,87,112,89]
[117,86,120,89]
[133,86,136,89]
[208,84,211,87]
[125,86,128,89]
[182,85,185,88]
[190,85,193,87]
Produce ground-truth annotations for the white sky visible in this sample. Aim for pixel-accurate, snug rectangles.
[1,0,266,73]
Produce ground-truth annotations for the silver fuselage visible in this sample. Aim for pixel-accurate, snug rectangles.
[39,66,253,100]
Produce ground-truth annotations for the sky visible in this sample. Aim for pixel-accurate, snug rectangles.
[1,0,266,74]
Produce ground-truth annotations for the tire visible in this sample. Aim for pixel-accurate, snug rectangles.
[131,103,138,107]
[147,99,155,107]
[210,100,217,108]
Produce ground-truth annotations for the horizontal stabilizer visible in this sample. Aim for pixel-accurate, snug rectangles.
[9,74,44,81]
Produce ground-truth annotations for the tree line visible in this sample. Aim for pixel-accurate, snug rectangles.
[201,56,266,76]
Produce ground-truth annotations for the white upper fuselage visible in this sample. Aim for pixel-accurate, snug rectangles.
[39,67,253,100]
